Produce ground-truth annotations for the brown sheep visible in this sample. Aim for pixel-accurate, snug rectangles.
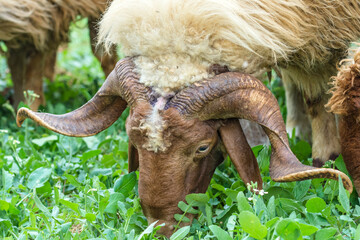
[327,48,360,194]
[16,58,352,237]
[0,0,118,110]
[15,0,360,236]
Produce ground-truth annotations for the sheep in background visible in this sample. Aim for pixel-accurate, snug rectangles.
[16,0,358,236]
[0,0,118,110]
[327,48,360,194]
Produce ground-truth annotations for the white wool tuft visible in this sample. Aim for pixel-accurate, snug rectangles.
[134,55,212,95]
[136,103,170,152]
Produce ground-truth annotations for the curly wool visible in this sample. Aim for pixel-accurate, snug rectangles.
[99,0,360,95]
[327,47,360,117]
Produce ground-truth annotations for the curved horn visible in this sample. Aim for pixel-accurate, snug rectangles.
[16,58,151,137]
[169,72,353,192]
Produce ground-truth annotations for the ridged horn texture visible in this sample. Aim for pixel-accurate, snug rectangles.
[169,72,353,192]
[16,58,150,137]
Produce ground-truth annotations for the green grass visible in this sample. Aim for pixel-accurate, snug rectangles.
[1,20,360,240]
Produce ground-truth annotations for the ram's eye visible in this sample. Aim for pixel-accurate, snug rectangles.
[197,145,209,153]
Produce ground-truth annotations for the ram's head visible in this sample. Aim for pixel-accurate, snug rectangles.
[17,58,352,237]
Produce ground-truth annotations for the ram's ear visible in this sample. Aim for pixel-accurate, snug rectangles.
[128,142,139,172]
[219,119,263,188]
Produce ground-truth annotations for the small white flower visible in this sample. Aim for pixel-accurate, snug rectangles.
[0,129,8,133]
[12,140,20,145]
[253,189,259,193]
[259,190,268,196]
[32,93,40,98]
[87,188,97,193]
[55,181,62,189]
[248,197,253,201]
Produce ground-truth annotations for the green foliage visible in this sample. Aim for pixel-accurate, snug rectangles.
[238,211,267,239]
[170,226,190,240]
[0,19,359,240]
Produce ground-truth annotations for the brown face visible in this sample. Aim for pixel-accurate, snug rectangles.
[126,105,225,236]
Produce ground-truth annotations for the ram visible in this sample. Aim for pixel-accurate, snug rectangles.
[0,0,117,110]
[16,0,357,236]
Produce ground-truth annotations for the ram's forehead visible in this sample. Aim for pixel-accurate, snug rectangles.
[130,102,216,153]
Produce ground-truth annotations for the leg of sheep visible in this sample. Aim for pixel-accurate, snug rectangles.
[23,49,46,110]
[281,65,341,167]
[280,69,312,142]
[239,119,269,147]
[305,95,340,166]
[8,48,26,110]
[88,18,117,77]
[9,47,46,110]
[43,47,58,82]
